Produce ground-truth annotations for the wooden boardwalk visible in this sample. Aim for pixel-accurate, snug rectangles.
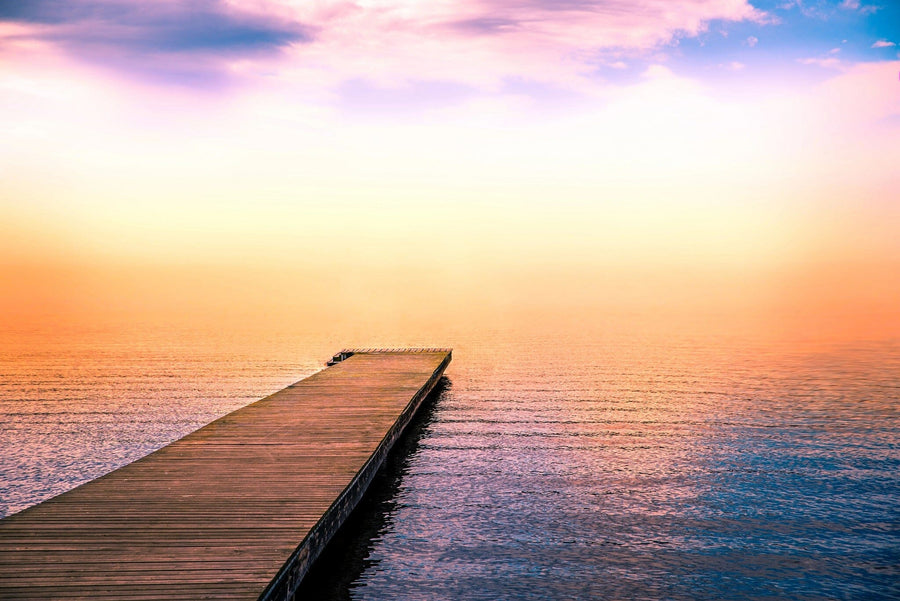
[0,349,451,600]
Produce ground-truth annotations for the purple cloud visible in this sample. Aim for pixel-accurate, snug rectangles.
[0,0,311,86]
[0,0,771,93]
[448,17,521,35]
[337,78,476,115]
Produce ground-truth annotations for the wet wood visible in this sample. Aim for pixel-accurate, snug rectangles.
[0,349,451,600]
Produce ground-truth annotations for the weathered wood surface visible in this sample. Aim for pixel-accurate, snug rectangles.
[0,349,451,600]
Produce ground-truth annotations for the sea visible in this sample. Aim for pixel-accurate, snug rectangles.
[1,324,898,600]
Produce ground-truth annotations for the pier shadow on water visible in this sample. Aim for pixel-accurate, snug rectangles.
[294,376,451,600]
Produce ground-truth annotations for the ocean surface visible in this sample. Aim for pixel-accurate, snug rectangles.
[1,326,898,599]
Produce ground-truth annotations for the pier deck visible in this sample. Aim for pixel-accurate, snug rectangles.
[0,349,451,600]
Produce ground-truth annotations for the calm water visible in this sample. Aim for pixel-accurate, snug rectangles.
[1,327,898,599]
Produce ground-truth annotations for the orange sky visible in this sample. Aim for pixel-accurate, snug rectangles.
[1,2,898,345]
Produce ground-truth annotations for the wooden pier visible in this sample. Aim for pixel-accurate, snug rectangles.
[0,348,451,600]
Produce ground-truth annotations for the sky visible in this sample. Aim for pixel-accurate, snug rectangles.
[1,0,898,343]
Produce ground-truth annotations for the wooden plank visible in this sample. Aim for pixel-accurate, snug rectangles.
[0,349,451,600]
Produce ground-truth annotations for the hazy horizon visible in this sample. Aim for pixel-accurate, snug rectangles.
[2,1,898,343]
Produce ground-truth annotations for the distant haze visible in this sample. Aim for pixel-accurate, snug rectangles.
[1,1,898,344]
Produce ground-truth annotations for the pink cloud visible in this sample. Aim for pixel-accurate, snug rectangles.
[276,0,771,95]
[798,57,844,69]
[814,60,900,126]
[1,0,769,90]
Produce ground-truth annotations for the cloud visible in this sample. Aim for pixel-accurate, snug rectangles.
[336,78,476,115]
[811,60,900,133]
[746,36,758,47]
[871,40,896,48]
[279,0,771,96]
[0,0,311,86]
[798,57,843,69]
[781,0,877,19]
[1,0,769,90]
[838,0,878,14]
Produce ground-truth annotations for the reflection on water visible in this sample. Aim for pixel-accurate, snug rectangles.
[0,329,333,516]
[297,378,448,599]
[1,328,898,599]
[304,338,900,600]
